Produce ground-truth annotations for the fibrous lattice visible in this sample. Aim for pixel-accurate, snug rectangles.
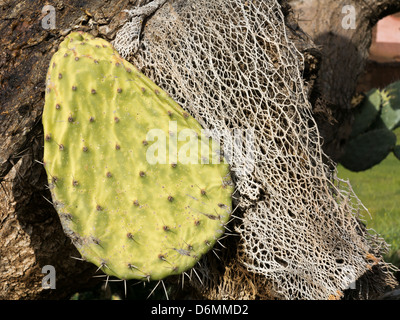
[113,0,397,299]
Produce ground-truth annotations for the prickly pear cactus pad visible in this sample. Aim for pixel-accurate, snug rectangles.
[380,81,400,131]
[42,31,233,281]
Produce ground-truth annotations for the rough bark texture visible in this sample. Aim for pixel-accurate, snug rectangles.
[0,0,398,299]
[289,0,400,161]
[0,0,321,300]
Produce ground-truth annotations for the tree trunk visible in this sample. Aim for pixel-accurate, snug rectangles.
[0,0,398,300]
[288,0,400,161]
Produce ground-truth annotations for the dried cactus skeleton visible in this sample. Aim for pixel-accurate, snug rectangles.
[110,0,398,299]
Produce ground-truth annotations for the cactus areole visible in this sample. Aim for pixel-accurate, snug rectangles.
[43,32,233,281]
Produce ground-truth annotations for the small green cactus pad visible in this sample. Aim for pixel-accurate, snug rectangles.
[43,32,233,281]
[350,88,381,138]
[339,128,397,172]
[394,146,400,161]
[380,81,400,131]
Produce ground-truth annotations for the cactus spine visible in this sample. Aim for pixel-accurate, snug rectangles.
[43,32,233,281]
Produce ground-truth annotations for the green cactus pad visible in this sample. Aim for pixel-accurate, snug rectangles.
[380,81,400,130]
[43,32,233,281]
[350,88,381,138]
[339,128,397,172]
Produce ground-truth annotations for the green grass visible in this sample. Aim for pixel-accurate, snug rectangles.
[337,128,400,267]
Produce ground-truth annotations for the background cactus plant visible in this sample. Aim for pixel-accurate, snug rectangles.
[339,80,400,171]
[380,81,400,131]
[42,32,233,281]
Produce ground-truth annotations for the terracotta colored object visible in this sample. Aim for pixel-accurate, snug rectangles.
[370,13,400,63]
